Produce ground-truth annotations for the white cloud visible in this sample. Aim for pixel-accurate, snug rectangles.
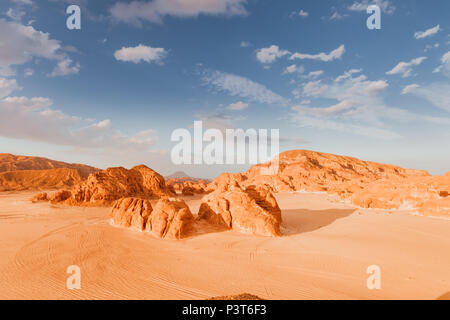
[12,0,33,5]
[292,112,402,139]
[406,53,450,112]
[335,68,363,82]
[307,70,324,79]
[0,78,19,99]
[283,64,304,74]
[114,44,167,64]
[110,0,248,25]
[291,71,450,139]
[386,57,427,78]
[290,45,345,62]
[410,83,450,112]
[433,51,450,75]
[0,87,159,151]
[0,19,79,77]
[401,84,420,95]
[49,58,80,77]
[443,51,450,65]
[348,0,395,14]
[302,80,329,97]
[23,68,33,77]
[291,9,308,18]
[298,9,309,17]
[330,11,347,20]
[6,7,26,22]
[240,41,251,47]
[202,69,288,105]
[256,45,290,64]
[424,43,440,52]
[227,101,248,111]
[414,25,441,40]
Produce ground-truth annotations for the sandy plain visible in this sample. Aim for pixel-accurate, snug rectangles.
[0,191,449,300]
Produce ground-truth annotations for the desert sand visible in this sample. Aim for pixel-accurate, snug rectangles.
[0,190,449,300]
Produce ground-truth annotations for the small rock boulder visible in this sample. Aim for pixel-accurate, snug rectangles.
[30,192,48,203]
[49,190,72,204]
[110,197,153,231]
[145,198,195,239]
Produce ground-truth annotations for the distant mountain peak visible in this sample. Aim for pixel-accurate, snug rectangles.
[165,171,191,179]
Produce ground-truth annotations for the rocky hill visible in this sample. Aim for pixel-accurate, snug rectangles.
[208,150,448,216]
[0,153,98,178]
[49,165,174,206]
[0,168,84,192]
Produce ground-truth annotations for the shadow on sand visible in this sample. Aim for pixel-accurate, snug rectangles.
[183,208,356,239]
[281,208,356,235]
[436,292,450,300]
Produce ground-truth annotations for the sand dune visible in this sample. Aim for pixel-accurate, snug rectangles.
[0,191,449,300]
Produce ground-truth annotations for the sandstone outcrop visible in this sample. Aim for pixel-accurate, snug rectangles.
[110,197,194,239]
[30,192,48,203]
[348,173,450,216]
[49,190,72,204]
[210,149,447,216]
[166,175,210,195]
[241,150,429,194]
[198,183,282,237]
[146,198,195,239]
[110,197,153,231]
[0,168,84,192]
[0,153,98,178]
[50,165,174,206]
[208,293,264,300]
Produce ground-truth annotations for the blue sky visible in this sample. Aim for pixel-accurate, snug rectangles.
[0,0,449,178]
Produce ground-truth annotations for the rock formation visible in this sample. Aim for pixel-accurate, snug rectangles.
[0,168,84,192]
[206,149,448,216]
[208,293,264,300]
[110,197,153,231]
[241,150,429,193]
[146,198,195,239]
[49,190,72,204]
[166,173,210,195]
[348,172,450,216]
[30,192,48,203]
[0,153,98,178]
[198,182,282,237]
[110,197,195,239]
[50,165,174,206]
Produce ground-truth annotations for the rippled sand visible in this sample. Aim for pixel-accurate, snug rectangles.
[0,191,449,300]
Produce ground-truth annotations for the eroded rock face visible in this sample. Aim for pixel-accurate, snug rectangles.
[1,168,84,192]
[30,192,48,203]
[145,198,195,239]
[181,186,195,196]
[110,197,195,239]
[49,190,72,204]
[198,183,282,237]
[51,165,174,206]
[205,149,448,217]
[348,173,450,216]
[0,153,98,178]
[110,197,153,231]
[206,173,246,193]
[241,150,429,194]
